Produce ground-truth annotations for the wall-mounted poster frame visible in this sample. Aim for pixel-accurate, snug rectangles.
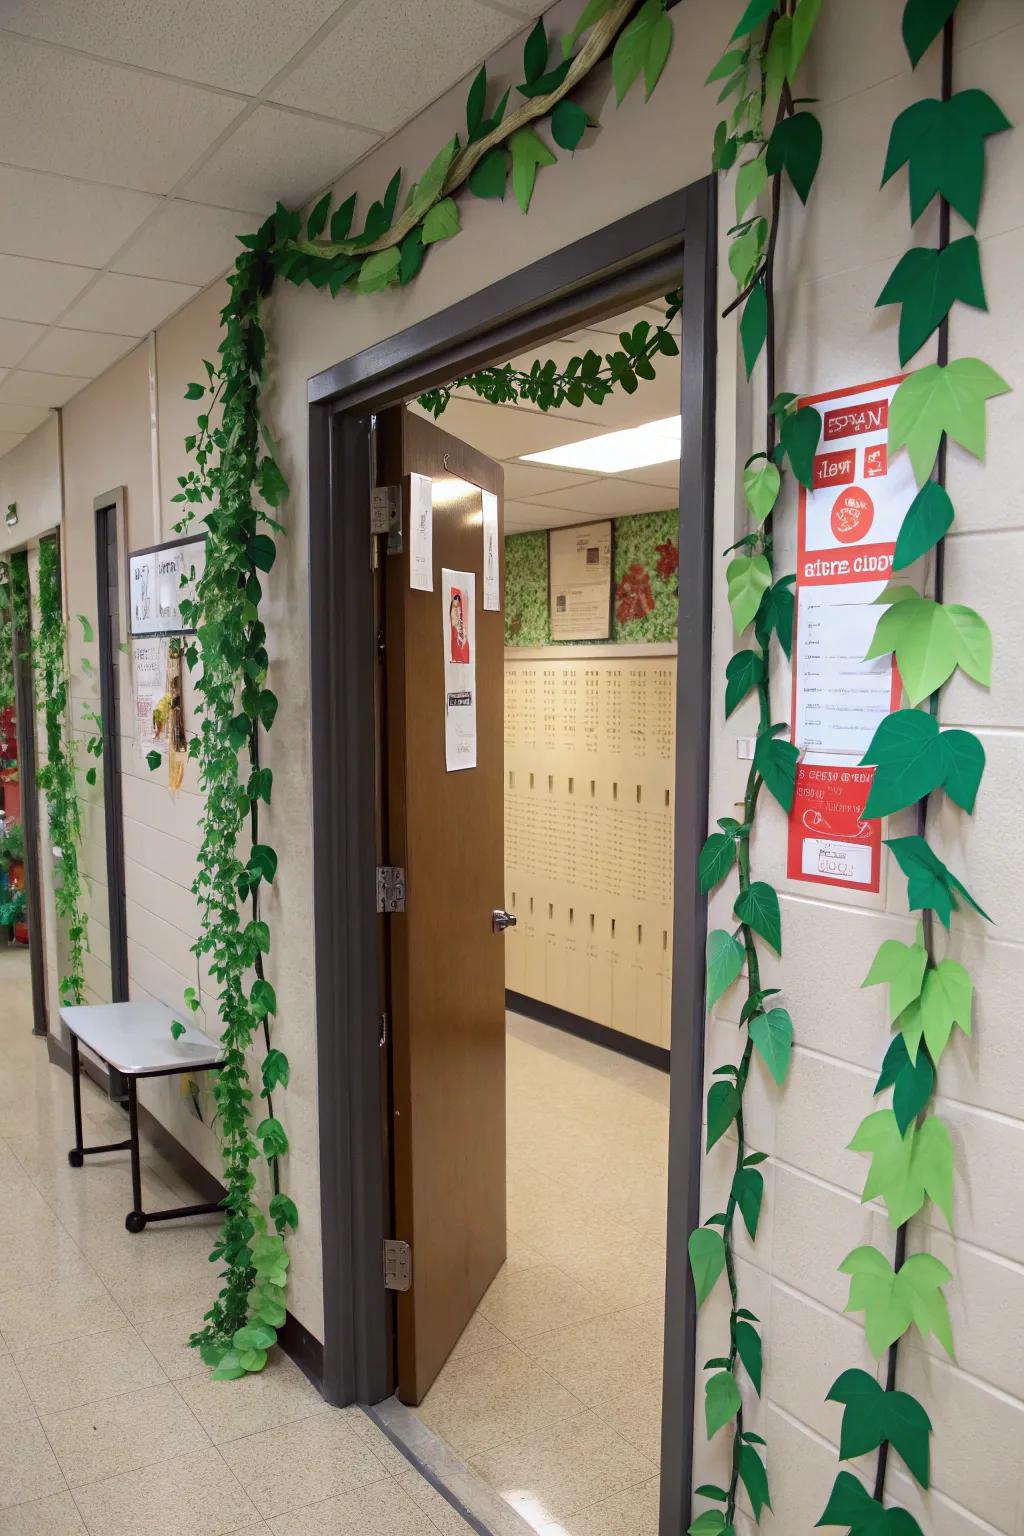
[127,533,206,637]
[547,517,615,641]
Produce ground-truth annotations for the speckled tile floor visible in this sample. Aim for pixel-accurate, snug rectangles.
[0,944,473,1536]
[410,1012,667,1536]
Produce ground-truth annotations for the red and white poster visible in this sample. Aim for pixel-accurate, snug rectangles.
[787,375,911,893]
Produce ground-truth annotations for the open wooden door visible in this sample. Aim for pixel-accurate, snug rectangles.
[379,405,508,1405]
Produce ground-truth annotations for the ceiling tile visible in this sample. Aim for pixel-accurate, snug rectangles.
[0,255,95,325]
[60,273,200,337]
[620,458,682,490]
[0,318,47,368]
[0,371,92,408]
[0,166,157,268]
[429,397,606,462]
[524,477,677,518]
[0,431,26,458]
[18,328,138,379]
[271,0,521,133]
[0,403,50,434]
[501,461,597,500]
[182,105,379,213]
[111,200,253,286]
[0,34,243,193]
[1,0,344,95]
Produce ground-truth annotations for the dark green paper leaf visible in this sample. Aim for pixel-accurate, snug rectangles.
[882,90,1010,227]
[766,111,822,203]
[903,0,959,67]
[732,1166,764,1241]
[551,99,589,152]
[893,482,954,570]
[885,834,991,927]
[778,405,822,488]
[734,881,781,953]
[469,146,508,201]
[738,1441,771,1518]
[706,1080,741,1151]
[725,649,764,717]
[876,237,986,366]
[740,281,768,379]
[754,732,799,811]
[755,574,796,660]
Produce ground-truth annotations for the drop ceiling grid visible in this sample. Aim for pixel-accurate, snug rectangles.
[0,0,547,457]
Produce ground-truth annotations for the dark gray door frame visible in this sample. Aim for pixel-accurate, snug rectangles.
[8,548,48,1036]
[307,177,716,1534]
[93,489,129,1005]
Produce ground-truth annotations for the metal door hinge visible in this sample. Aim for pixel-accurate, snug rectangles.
[371,484,402,554]
[384,1238,411,1292]
[378,1011,388,1048]
[376,865,406,913]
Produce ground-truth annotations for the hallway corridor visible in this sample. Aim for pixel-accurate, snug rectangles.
[0,945,472,1536]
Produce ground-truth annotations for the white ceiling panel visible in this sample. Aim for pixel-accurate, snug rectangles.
[523,477,677,518]
[1,0,345,95]
[0,255,95,325]
[430,397,607,462]
[60,272,200,337]
[0,371,92,408]
[111,201,253,287]
[0,34,243,193]
[618,458,682,490]
[0,319,47,369]
[182,105,379,213]
[0,403,50,435]
[0,431,26,456]
[271,0,521,134]
[0,167,158,269]
[501,462,597,501]
[19,328,138,380]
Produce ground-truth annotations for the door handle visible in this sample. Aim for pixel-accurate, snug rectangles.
[492,909,517,933]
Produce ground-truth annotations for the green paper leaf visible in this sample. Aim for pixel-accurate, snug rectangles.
[688,1513,730,1535]
[509,127,557,214]
[356,247,401,294]
[398,227,425,286]
[866,592,992,704]
[256,1116,289,1159]
[421,196,460,245]
[735,154,767,221]
[790,0,822,75]
[885,834,991,927]
[734,1317,763,1395]
[145,750,161,772]
[840,1245,953,1358]
[919,958,973,1063]
[828,1368,932,1488]
[262,1048,290,1093]
[738,1441,771,1518]
[250,978,278,1019]
[523,16,548,83]
[469,146,508,201]
[753,731,799,812]
[883,89,1011,227]
[764,14,792,99]
[740,281,768,378]
[877,237,986,366]
[706,48,747,85]
[562,0,617,57]
[551,99,589,152]
[728,217,766,289]
[875,1034,935,1134]
[766,111,822,203]
[725,649,764,718]
[889,358,1011,485]
[734,881,781,953]
[329,193,356,242]
[688,1225,726,1306]
[269,1191,299,1233]
[732,1166,764,1241]
[612,0,672,105]
[749,1007,793,1085]
[849,1108,953,1228]
[306,191,331,240]
[903,0,959,66]
[893,481,954,570]
[755,574,796,660]
[77,613,94,643]
[731,0,776,40]
[726,553,771,632]
[699,832,737,892]
[170,1020,186,1041]
[466,64,487,139]
[743,458,780,526]
[706,1080,741,1151]
[705,1370,742,1438]
[817,1471,926,1533]
[937,727,985,812]
[778,405,822,488]
[706,929,745,1008]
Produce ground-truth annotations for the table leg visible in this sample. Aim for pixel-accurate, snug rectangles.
[68,1034,85,1168]
[125,1077,146,1232]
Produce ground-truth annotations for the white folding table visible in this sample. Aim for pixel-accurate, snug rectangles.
[60,1000,224,1233]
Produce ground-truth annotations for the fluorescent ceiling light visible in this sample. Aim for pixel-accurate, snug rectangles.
[520,414,681,474]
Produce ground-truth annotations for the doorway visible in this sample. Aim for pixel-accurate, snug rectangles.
[310,181,715,1536]
[93,489,129,1005]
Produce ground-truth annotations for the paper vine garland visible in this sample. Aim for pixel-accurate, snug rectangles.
[169,0,676,1375]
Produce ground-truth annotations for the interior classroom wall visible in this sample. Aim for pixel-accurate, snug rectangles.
[0,5,1019,1526]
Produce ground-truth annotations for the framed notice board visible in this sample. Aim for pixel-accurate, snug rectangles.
[128,534,206,637]
[548,519,614,641]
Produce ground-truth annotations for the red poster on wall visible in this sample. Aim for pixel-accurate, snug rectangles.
[787,374,911,894]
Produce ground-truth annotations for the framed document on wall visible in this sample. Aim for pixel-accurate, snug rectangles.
[128,534,206,637]
[548,520,614,641]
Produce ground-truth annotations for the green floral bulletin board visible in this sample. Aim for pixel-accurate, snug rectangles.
[504,508,679,647]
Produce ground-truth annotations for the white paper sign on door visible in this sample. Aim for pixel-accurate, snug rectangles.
[482,490,500,611]
[409,472,433,592]
[441,568,477,772]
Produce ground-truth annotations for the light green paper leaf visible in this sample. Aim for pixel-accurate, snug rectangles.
[888,358,1011,485]
[509,127,557,214]
[748,1007,793,1086]
[706,929,745,1009]
[562,0,616,59]
[790,0,822,76]
[919,959,973,1063]
[840,1245,954,1358]
[726,553,771,633]
[764,14,792,99]
[705,1370,742,1438]
[421,196,460,245]
[735,154,767,222]
[688,1513,730,1536]
[728,218,766,289]
[730,0,776,41]
[865,592,992,705]
[356,247,401,294]
[862,928,927,1022]
[688,1225,726,1307]
[849,1108,953,1229]
[699,832,736,892]
[611,0,671,105]
[743,458,780,526]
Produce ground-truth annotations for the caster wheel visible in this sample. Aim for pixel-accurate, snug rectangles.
[68,1148,84,1168]
[125,1211,147,1233]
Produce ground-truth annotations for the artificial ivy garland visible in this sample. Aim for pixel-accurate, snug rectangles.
[169,0,676,1377]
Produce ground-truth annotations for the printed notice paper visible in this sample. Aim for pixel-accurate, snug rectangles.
[129,536,206,637]
[787,375,912,894]
[441,568,477,772]
[409,472,433,592]
[482,490,500,611]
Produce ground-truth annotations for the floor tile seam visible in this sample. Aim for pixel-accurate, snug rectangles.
[41,1379,219,1492]
[21,1329,172,1419]
[16,1372,76,1505]
[197,1396,338,1448]
[508,1459,660,1527]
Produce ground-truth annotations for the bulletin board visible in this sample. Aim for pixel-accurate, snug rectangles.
[503,647,676,1050]
[128,534,206,637]
[548,520,614,641]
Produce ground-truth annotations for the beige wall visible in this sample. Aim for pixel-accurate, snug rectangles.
[3,2,1021,1526]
